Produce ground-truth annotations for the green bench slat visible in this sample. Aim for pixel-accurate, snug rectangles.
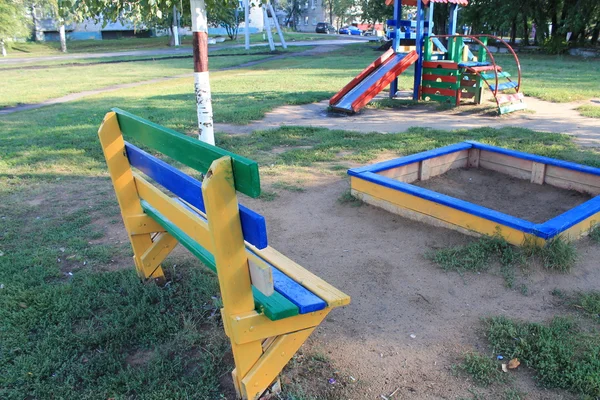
[140,200,299,320]
[112,108,261,198]
[421,94,456,103]
[422,81,460,90]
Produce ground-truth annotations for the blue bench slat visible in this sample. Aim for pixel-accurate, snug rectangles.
[489,81,519,91]
[125,142,268,249]
[174,199,327,314]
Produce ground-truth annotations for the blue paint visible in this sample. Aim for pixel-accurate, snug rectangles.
[413,0,424,101]
[360,171,538,233]
[173,197,326,314]
[348,142,472,176]
[458,61,491,67]
[125,142,268,249]
[349,141,600,240]
[489,81,519,91]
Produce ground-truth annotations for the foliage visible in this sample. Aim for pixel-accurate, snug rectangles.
[457,352,502,386]
[0,0,30,40]
[485,316,600,397]
[207,1,245,40]
[359,0,392,26]
[577,105,600,119]
[522,236,577,273]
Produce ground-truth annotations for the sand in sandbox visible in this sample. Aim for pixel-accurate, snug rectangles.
[413,167,592,223]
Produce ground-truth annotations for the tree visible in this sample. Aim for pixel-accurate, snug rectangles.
[208,2,245,40]
[0,0,30,56]
[359,0,391,27]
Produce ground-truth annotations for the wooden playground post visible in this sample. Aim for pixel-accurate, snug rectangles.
[413,0,425,101]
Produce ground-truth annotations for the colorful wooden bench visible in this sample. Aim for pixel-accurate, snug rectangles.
[98,109,350,399]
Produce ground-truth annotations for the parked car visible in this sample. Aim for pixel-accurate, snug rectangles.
[339,26,363,36]
[316,22,335,34]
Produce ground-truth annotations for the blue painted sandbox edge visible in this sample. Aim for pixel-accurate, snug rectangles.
[349,141,600,240]
[348,142,472,176]
[359,171,538,234]
[466,141,600,177]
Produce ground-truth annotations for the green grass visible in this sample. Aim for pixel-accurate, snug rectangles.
[0,53,272,108]
[493,53,600,102]
[577,104,600,118]
[0,180,230,399]
[485,316,600,397]
[522,236,577,272]
[272,181,306,192]
[456,352,503,387]
[337,190,362,207]
[589,224,600,243]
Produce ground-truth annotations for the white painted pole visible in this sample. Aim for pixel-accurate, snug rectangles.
[173,5,180,46]
[190,0,215,145]
[245,0,250,50]
[268,2,287,49]
[263,5,275,51]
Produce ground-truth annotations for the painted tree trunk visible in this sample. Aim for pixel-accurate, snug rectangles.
[172,5,180,46]
[1,40,6,57]
[190,0,215,145]
[59,24,67,53]
[245,0,250,50]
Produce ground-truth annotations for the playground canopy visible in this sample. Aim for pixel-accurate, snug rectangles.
[385,0,468,6]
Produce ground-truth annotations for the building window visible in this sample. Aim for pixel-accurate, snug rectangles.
[312,17,317,25]
[304,16,309,25]
[311,0,316,8]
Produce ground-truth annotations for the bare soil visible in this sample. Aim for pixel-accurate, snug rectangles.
[414,167,592,223]
[238,169,600,399]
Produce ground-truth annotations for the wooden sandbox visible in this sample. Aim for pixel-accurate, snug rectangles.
[348,141,600,246]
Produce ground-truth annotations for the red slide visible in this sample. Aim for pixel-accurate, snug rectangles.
[330,49,418,113]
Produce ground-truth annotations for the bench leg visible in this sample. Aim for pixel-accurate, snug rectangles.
[98,111,165,281]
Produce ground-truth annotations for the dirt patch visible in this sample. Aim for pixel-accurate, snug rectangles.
[414,167,592,223]
[125,349,155,367]
[237,168,598,399]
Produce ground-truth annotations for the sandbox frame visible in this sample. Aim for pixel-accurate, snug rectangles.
[348,141,600,246]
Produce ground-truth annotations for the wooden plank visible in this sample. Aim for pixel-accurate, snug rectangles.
[174,198,328,314]
[559,212,600,241]
[422,80,460,90]
[496,92,525,105]
[126,142,268,249]
[421,93,455,103]
[376,162,419,181]
[480,150,533,172]
[421,86,457,97]
[423,68,459,76]
[479,160,532,180]
[125,214,165,235]
[545,165,600,195]
[429,157,469,178]
[468,148,480,168]
[426,150,468,168]
[350,177,536,246]
[112,108,261,198]
[140,199,299,320]
[139,232,178,274]
[255,246,351,309]
[423,61,458,69]
[419,158,432,181]
[461,92,476,99]
[422,74,457,83]
[499,102,528,114]
[531,162,546,185]
[98,112,164,281]
[247,256,275,297]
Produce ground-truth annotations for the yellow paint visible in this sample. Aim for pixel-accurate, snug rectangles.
[560,214,600,241]
[134,173,214,253]
[140,232,178,274]
[227,309,330,345]
[202,157,264,397]
[351,177,539,246]
[125,214,165,235]
[98,112,164,280]
[242,328,316,400]
[254,246,351,308]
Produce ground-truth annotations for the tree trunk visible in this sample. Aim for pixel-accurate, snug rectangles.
[190,0,214,145]
[1,40,6,57]
[510,18,517,44]
[59,24,67,53]
[522,15,529,46]
[329,1,333,25]
[31,5,39,42]
[172,5,180,46]
[591,21,600,45]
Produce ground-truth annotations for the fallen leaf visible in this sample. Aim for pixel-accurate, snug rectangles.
[508,358,520,369]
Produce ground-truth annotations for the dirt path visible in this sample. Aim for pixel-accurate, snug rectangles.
[216,96,600,147]
[0,45,342,116]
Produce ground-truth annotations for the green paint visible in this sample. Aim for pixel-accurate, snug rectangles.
[478,37,488,62]
[424,38,433,62]
[141,200,299,320]
[113,108,261,198]
[423,68,459,76]
[423,81,460,90]
[421,94,455,104]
